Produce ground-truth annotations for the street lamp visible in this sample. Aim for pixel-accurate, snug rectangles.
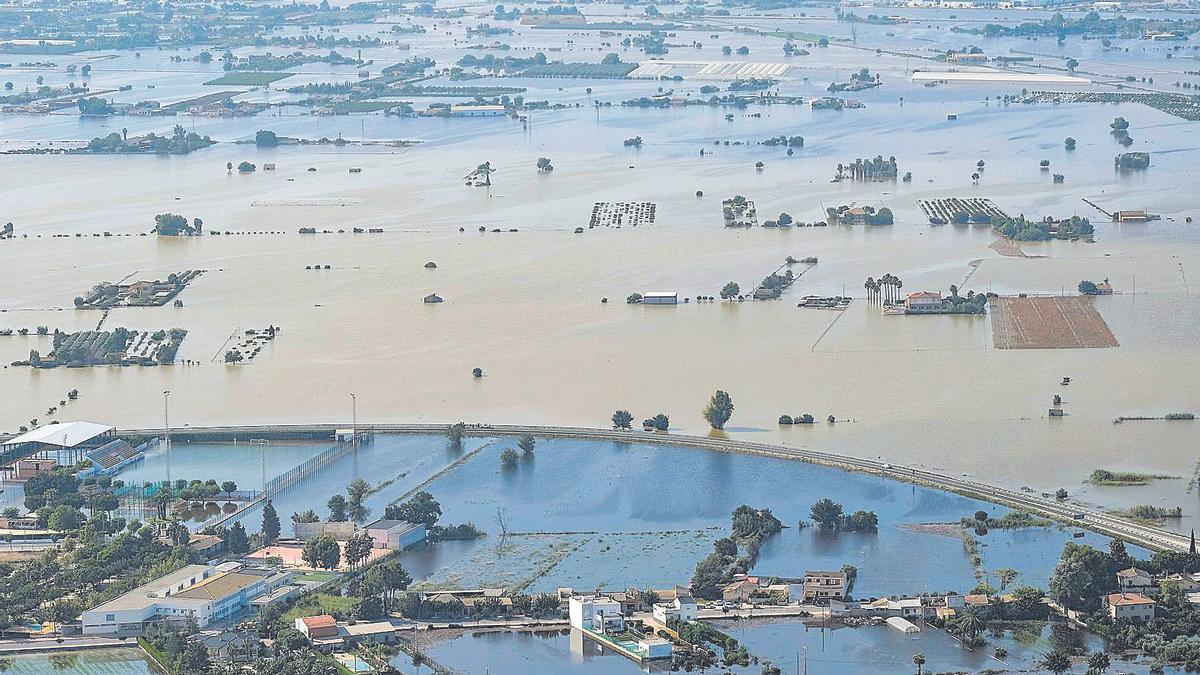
[163,390,171,486]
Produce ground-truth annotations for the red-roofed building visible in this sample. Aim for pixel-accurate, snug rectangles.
[1106,593,1155,622]
[905,291,945,313]
[295,615,338,639]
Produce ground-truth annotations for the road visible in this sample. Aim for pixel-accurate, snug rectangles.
[115,422,1191,553]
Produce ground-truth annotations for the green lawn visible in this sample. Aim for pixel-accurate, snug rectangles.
[204,71,293,86]
[282,592,359,623]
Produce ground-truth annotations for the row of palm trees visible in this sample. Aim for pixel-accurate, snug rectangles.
[864,274,904,304]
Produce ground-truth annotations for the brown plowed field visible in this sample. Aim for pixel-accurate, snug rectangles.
[990,296,1119,349]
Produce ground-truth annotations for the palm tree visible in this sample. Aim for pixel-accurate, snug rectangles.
[957,609,984,642]
[913,652,925,674]
[1039,650,1070,675]
[148,487,172,521]
[865,277,876,303]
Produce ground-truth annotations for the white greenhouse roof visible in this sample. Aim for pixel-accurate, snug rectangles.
[3,421,114,448]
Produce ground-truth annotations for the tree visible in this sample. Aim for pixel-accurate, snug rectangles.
[644,414,669,431]
[912,652,925,675]
[385,491,441,528]
[1078,280,1099,295]
[225,521,250,554]
[1065,137,1076,150]
[167,521,190,547]
[255,130,280,147]
[327,494,348,522]
[262,501,281,545]
[344,531,373,570]
[221,481,237,498]
[956,609,983,641]
[535,157,553,172]
[500,448,519,468]
[1087,651,1110,673]
[447,422,465,446]
[1040,650,1071,675]
[720,282,741,301]
[810,498,843,528]
[996,567,1019,590]
[346,478,371,523]
[517,435,536,457]
[703,390,735,430]
[612,410,634,430]
[47,505,82,531]
[301,534,341,570]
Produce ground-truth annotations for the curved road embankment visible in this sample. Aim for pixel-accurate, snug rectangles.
[123,422,1191,553]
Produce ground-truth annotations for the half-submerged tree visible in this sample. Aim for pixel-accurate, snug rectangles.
[612,410,634,430]
[703,390,734,430]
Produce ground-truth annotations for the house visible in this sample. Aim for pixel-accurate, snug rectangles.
[947,53,988,63]
[722,579,759,604]
[1113,209,1150,222]
[340,621,395,645]
[753,286,780,300]
[423,293,444,304]
[963,594,990,608]
[652,590,698,625]
[296,615,338,639]
[1096,280,1114,295]
[568,596,625,633]
[449,104,507,116]
[904,291,946,313]
[802,570,847,602]
[642,291,678,305]
[1164,572,1200,592]
[1117,567,1156,595]
[1106,593,1156,621]
[362,519,427,550]
[640,637,673,659]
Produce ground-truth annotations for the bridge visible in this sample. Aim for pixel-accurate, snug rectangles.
[116,422,1190,554]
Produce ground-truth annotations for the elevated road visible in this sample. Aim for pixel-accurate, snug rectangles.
[120,422,1191,553]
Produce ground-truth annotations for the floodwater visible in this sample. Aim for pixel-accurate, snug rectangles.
[167,434,1148,599]
[1,648,153,674]
[5,4,1200,672]
[422,623,1184,675]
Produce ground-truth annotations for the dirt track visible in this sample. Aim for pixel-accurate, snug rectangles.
[990,296,1119,349]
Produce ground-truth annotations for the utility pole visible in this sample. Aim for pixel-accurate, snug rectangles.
[163,390,171,487]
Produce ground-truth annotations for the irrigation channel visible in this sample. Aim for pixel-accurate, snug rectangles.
[113,423,1191,553]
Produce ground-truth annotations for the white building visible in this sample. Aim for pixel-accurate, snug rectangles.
[1116,567,1156,595]
[82,563,291,635]
[363,519,427,550]
[639,636,673,659]
[1106,593,1156,622]
[803,570,847,602]
[568,596,625,633]
[642,291,678,305]
[449,104,507,117]
[651,591,698,624]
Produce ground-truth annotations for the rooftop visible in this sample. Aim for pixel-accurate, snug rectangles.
[87,565,213,613]
[172,572,261,601]
[4,421,114,448]
[301,615,337,629]
[1107,592,1155,606]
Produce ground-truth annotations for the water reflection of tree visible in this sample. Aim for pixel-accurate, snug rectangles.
[48,653,79,671]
